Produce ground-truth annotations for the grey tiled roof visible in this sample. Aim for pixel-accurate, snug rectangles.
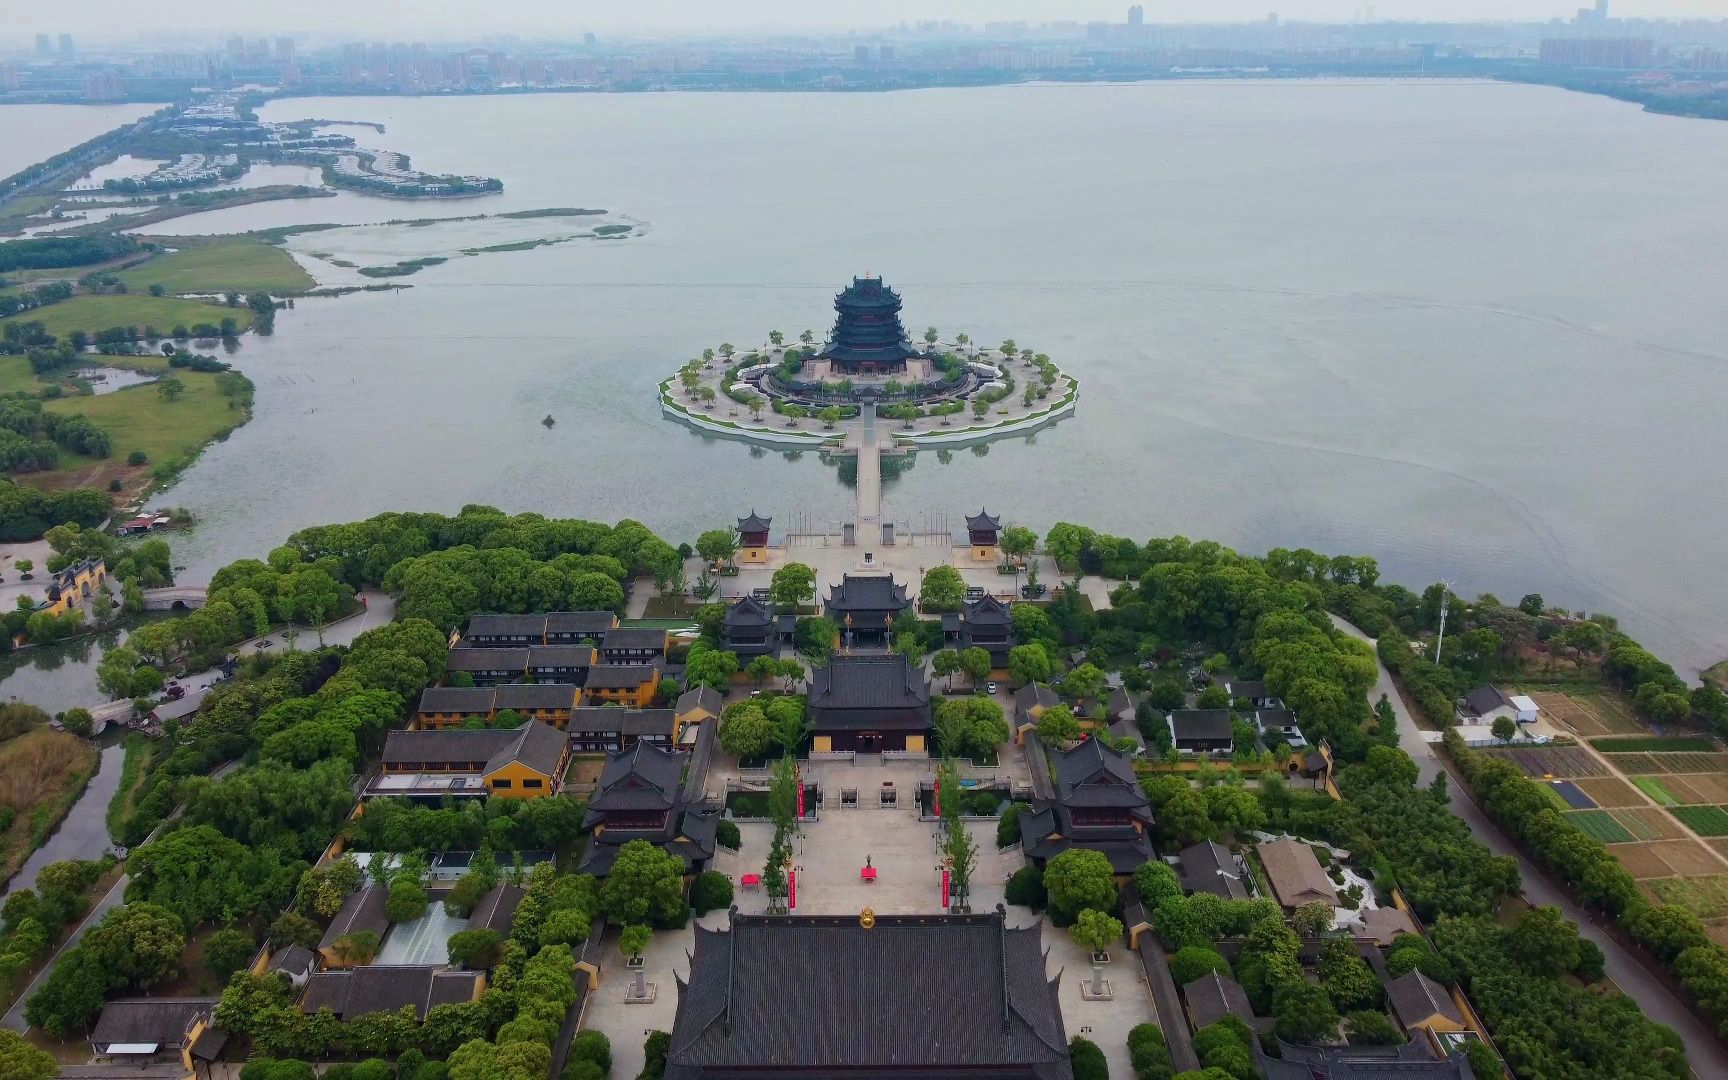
[668,911,1072,1078]
[446,647,528,671]
[1462,685,1511,717]
[724,595,775,630]
[825,573,910,612]
[1179,841,1249,901]
[299,966,481,1019]
[91,998,216,1046]
[566,707,675,736]
[602,626,669,651]
[1014,683,1060,715]
[1052,738,1147,808]
[544,611,617,635]
[468,884,525,934]
[492,683,579,711]
[1184,970,1255,1030]
[1170,710,1234,740]
[526,645,597,668]
[318,885,390,949]
[675,685,722,717]
[584,665,660,689]
[1386,970,1464,1029]
[466,614,547,639]
[588,741,684,811]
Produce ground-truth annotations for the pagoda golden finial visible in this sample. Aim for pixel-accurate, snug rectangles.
[860,907,876,929]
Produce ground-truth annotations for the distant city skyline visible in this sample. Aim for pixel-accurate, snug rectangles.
[8,0,1728,40]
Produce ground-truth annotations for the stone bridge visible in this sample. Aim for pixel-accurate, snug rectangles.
[141,586,208,611]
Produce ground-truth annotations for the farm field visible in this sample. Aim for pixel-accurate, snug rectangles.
[1637,774,1728,805]
[1632,776,1680,806]
[1610,840,1725,880]
[1527,689,1646,737]
[1566,809,1634,843]
[1478,745,1607,778]
[1648,875,1728,920]
[1592,736,1719,754]
[1574,776,1645,807]
[1600,751,1728,774]
[1670,806,1728,837]
[1612,807,1687,841]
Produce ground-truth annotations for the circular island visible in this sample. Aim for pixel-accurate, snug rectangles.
[660,275,1079,449]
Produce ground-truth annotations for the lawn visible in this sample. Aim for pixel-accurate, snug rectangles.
[1565,809,1636,844]
[1594,736,1719,753]
[1632,776,1680,806]
[1534,783,1576,812]
[0,728,99,881]
[0,355,46,396]
[1670,806,1728,838]
[43,369,247,475]
[0,293,251,339]
[117,237,315,295]
[1648,876,1728,920]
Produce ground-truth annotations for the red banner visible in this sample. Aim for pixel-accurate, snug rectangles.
[941,867,950,909]
[789,869,797,910]
[934,776,941,819]
[796,767,804,818]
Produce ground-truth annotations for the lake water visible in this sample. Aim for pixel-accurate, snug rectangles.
[5,82,1728,678]
[0,103,157,180]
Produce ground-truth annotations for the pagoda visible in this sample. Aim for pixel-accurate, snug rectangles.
[816,275,918,374]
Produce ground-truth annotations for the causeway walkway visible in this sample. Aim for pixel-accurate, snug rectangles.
[855,402,882,536]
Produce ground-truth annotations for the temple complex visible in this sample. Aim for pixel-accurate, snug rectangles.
[815,275,919,374]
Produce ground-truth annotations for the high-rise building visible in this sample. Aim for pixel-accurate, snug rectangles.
[226,37,245,63]
[1128,5,1144,27]
[0,65,21,91]
[34,34,51,58]
[584,32,597,47]
[57,34,75,60]
[275,37,296,64]
[855,44,871,64]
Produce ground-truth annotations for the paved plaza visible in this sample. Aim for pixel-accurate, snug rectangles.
[580,752,1164,1078]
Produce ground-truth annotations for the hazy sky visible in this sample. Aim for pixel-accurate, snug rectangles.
[10,0,1728,39]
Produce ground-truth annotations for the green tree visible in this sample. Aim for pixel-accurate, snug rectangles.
[1505,905,1583,976]
[1291,900,1334,938]
[156,376,186,402]
[932,648,962,691]
[1197,684,1231,709]
[1043,848,1117,922]
[81,901,185,990]
[1069,1036,1108,1080]
[0,1030,57,1080]
[1007,643,1052,687]
[599,841,685,927]
[1132,861,1183,907]
[959,646,992,687]
[1058,662,1107,704]
[718,701,774,760]
[919,565,966,612]
[1490,714,1517,742]
[1317,939,1381,1011]
[769,562,816,608]
[1170,946,1232,986]
[1036,703,1081,747]
[203,927,256,979]
[1345,1009,1401,1045]
[695,529,738,567]
[1273,981,1340,1044]
[1071,909,1124,995]
[1000,525,1037,564]
[96,644,141,700]
[446,928,503,970]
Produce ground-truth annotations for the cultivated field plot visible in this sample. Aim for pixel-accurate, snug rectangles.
[1612,807,1687,841]
[1648,875,1728,919]
[1574,776,1646,808]
[1528,690,1646,737]
[1671,806,1728,837]
[1478,746,1608,778]
[1609,840,1724,879]
[1602,751,1728,774]
[1711,839,1728,862]
[1632,776,1681,806]
[1704,921,1728,949]
[1549,780,1596,809]
[1566,809,1634,843]
[1592,736,1719,754]
[1642,774,1728,805]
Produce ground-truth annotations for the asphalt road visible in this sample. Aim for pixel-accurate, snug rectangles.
[1332,615,1727,1078]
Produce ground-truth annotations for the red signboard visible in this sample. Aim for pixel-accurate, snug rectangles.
[796,767,804,818]
[941,867,950,909]
[934,776,941,819]
[789,869,797,910]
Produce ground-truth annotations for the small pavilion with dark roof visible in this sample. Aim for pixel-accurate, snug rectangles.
[1020,737,1155,873]
[957,592,1016,667]
[735,511,772,563]
[807,652,931,753]
[967,509,1003,558]
[665,907,1073,1079]
[825,573,910,645]
[721,594,778,658]
[578,741,717,876]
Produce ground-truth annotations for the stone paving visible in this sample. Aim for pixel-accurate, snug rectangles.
[580,744,1162,1076]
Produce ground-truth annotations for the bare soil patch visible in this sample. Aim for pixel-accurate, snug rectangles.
[1611,806,1687,840]
[1611,844,1679,878]
[1575,776,1644,808]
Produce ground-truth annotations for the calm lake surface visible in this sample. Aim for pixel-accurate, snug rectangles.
[7,82,1728,678]
[0,103,156,179]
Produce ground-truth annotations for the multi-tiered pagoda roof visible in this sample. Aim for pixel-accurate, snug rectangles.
[816,276,918,373]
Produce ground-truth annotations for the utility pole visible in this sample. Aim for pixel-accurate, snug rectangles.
[1433,581,1454,663]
